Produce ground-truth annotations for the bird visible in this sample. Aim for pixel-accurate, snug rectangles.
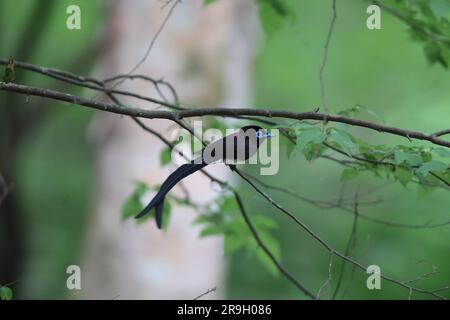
[135,125,273,229]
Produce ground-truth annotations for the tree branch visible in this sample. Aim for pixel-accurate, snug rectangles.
[332,188,360,299]
[1,82,449,148]
[240,170,450,229]
[1,57,449,299]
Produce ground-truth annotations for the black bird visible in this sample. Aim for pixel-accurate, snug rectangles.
[135,125,272,229]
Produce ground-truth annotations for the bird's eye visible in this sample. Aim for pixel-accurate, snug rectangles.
[256,130,262,138]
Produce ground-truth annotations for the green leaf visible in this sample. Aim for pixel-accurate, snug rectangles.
[220,195,237,214]
[420,147,433,163]
[224,232,245,255]
[395,167,413,187]
[424,42,447,68]
[159,147,172,166]
[279,130,296,159]
[341,168,358,181]
[295,127,323,151]
[199,225,223,238]
[337,105,360,118]
[122,182,148,220]
[328,128,359,156]
[356,140,388,161]
[253,231,281,277]
[394,149,423,166]
[257,0,291,37]
[433,147,450,158]
[0,286,13,300]
[253,215,278,230]
[171,195,193,207]
[416,160,448,177]
[160,201,172,231]
[193,214,212,225]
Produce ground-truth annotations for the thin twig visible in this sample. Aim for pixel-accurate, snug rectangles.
[233,169,447,299]
[432,129,450,137]
[316,251,334,299]
[319,0,337,114]
[332,188,360,299]
[107,0,181,89]
[233,190,315,299]
[240,170,450,229]
[193,287,217,300]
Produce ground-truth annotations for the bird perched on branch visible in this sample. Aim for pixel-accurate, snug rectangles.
[135,125,273,229]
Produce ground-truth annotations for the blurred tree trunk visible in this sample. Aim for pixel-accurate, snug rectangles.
[0,0,56,294]
[79,0,259,299]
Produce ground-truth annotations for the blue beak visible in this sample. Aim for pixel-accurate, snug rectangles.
[257,132,275,138]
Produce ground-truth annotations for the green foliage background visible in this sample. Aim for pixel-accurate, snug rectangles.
[0,0,102,298]
[227,0,450,299]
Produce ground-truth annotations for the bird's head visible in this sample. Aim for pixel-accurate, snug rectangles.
[240,125,274,140]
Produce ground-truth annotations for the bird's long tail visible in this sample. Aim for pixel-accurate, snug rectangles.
[134,162,207,228]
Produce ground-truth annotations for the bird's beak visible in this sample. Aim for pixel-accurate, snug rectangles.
[256,130,275,139]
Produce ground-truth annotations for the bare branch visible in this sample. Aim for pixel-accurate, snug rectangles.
[0,59,183,110]
[109,0,181,88]
[404,261,439,286]
[103,74,179,105]
[319,0,337,114]
[316,252,334,299]
[432,129,450,138]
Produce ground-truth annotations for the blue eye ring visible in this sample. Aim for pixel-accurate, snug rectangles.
[256,130,262,138]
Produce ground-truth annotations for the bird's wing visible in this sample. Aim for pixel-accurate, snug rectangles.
[202,132,256,163]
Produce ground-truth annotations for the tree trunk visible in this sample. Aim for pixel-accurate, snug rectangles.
[79,0,259,299]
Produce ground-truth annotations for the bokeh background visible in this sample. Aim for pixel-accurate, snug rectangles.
[0,0,449,299]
